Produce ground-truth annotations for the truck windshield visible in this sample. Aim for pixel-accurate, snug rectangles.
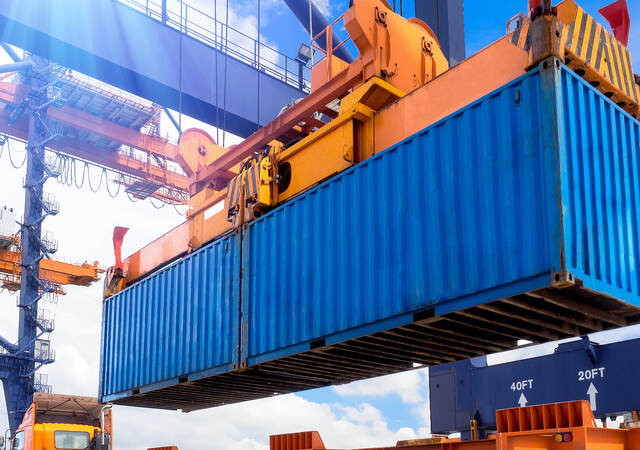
[54,431,90,449]
[12,432,24,450]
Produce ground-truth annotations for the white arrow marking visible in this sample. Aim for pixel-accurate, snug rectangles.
[518,393,528,407]
[587,383,598,411]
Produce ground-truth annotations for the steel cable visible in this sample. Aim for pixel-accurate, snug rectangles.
[74,162,88,189]
[104,171,122,198]
[173,203,188,216]
[150,197,166,209]
[7,141,27,168]
[53,155,64,185]
[257,0,261,128]
[57,156,69,185]
[51,154,64,184]
[54,155,65,185]
[87,165,105,193]
[67,159,76,186]
[1,135,184,210]
[214,0,220,144]
[64,158,73,186]
[222,0,230,146]
[63,158,73,186]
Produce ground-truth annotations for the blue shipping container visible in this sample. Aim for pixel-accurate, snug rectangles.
[100,61,640,410]
[100,235,240,405]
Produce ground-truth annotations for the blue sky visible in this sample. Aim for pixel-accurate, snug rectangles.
[256,0,640,69]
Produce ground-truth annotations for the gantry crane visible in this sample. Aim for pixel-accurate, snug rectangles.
[0,51,186,432]
[0,203,103,431]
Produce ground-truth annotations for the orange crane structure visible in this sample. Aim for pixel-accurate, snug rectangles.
[0,69,188,204]
[0,242,102,296]
[0,206,102,295]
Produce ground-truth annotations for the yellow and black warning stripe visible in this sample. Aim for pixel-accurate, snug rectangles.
[508,1,639,113]
[563,5,637,103]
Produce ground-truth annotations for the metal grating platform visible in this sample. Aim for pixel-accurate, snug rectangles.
[51,71,161,150]
[6,67,163,153]
[112,285,640,412]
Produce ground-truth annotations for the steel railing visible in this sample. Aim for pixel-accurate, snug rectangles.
[117,0,311,92]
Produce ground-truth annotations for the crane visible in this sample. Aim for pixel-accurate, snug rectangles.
[0,203,104,432]
[0,53,185,433]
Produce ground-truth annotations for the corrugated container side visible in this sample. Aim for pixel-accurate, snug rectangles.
[559,68,640,303]
[98,63,640,411]
[99,235,240,400]
[245,70,560,364]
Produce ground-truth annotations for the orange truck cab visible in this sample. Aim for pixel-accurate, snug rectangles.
[1,394,113,450]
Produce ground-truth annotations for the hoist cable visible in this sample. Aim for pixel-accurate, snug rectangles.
[222,0,230,146]
[178,0,184,134]
[174,203,188,216]
[214,0,220,144]
[257,0,261,128]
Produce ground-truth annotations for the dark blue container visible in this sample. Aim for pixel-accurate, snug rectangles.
[100,62,640,410]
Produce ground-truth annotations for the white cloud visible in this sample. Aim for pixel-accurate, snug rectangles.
[312,0,332,17]
[337,402,384,424]
[333,369,428,405]
[112,394,421,450]
[488,325,640,365]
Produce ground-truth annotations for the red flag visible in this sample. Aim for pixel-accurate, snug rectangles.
[112,226,129,271]
[599,0,630,46]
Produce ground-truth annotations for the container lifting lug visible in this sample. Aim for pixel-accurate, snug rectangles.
[422,37,434,56]
[375,7,387,26]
